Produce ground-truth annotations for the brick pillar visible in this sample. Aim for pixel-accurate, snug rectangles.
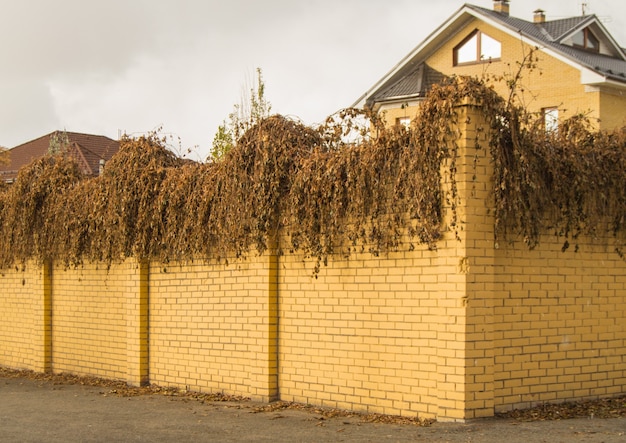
[31,260,53,372]
[458,103,496,419]
[249,238,280,402]
[126,259,149,386]
[267,242,280,400]
[436,102,495,420]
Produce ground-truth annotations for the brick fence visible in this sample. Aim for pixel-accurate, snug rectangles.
[1,104,624,421]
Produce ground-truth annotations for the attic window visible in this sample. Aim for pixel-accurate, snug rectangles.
[454,30,501,65]
[572,28,599,52]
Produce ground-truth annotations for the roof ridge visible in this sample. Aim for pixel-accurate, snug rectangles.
[11,130,117,149]
[60,130,113,138]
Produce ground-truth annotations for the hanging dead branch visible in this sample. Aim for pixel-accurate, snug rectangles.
[0,76,623,270]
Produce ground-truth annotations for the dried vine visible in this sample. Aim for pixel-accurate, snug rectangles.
[491,111,626,251]
[0,76,623,270]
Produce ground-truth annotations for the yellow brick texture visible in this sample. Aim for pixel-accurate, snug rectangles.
[51,261,131,380]
[278,245,449,419]
[0,261,50,372]
[493,235,626,412]
[277,105,495,421]
[148,251,278,402]
[599,89,626,130]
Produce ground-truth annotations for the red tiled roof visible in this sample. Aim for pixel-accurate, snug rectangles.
[0,131,120,182]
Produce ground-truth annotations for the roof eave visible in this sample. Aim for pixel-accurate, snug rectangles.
[369,94,425,111]
[352,3,474,109]
[581,69,626,89]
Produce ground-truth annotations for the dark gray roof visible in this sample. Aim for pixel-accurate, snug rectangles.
[470,7,593,42]
[467,4,626,83]
[559,45,626,81]
[370,64,445,104]
[541,17,591,41]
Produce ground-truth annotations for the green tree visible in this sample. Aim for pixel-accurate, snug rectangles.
[210,122,234,161]
[209,67,271,161]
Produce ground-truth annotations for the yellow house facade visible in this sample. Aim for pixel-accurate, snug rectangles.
[354,1,626,131]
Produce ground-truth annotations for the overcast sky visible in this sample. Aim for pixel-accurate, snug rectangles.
[1,0,624,160]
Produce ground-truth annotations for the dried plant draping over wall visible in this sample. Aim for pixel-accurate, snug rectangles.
[492,111,626,252]
[0,76,624,270]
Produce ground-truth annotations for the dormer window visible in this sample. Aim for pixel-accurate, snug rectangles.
[572,28,600,52]
[454,30,501,65]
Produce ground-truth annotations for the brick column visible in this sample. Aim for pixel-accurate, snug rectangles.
[249,238,280,402]
[126,259,149,386]
[436,102,495,420]
[266,243,280,400]
[30,260,53,372]
[458,103,496,419]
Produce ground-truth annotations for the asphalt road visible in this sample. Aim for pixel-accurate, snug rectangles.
[1,375,625,442]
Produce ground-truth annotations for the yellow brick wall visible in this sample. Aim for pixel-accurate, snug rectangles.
[50,261,130,380]
[493,235,626,411]
[0,262,50,371]
[454,106,497,419]
[148,253,278,401]
[277,242,471,420]
[278,246,427,417]
[599,88,626,129]
[378,103,421,128]
[277,104,493,421]
[1,106,624,422]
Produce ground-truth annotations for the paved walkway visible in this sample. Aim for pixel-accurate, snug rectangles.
[1,375,625,442]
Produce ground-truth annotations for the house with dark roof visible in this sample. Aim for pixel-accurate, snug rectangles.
[354,1,626,130]
[0,131,120,183]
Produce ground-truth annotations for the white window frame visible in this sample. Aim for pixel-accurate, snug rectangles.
[396,116,411,129]
[454,30,502,65]
[543,107,559,133]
